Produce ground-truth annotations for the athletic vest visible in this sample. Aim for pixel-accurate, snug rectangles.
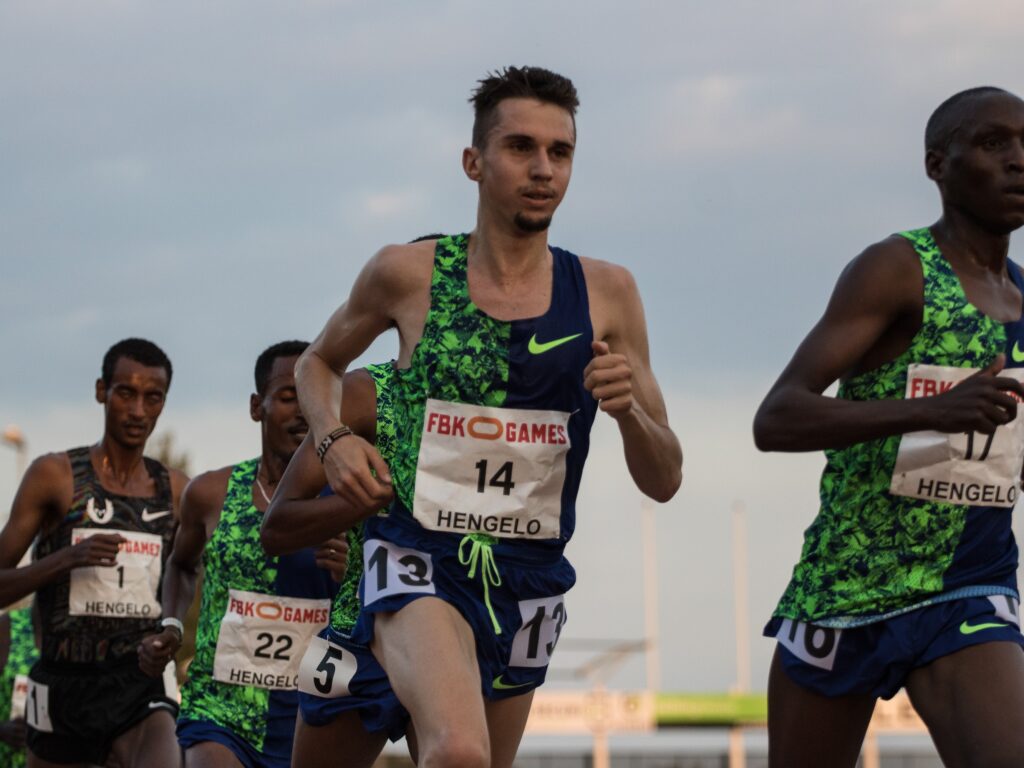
[179,459,337,754]
[775,228,1024,626]
[329,362,397,636]
[0,608,38,768]
[34,447,175,663]
[389,234,598,556]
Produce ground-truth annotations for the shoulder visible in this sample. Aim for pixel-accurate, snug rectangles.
[25,451,73,486]
[578,255,639,302]
[827,234,923,311]
[364,241,435,292]
[180,466,234,516]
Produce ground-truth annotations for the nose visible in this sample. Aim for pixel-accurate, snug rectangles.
[128,394,146,419]
[530,148,553,180]
[1009,138,1024,173]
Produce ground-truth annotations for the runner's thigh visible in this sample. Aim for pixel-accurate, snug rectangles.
[907,641,1024,768]
[768,647,875,768]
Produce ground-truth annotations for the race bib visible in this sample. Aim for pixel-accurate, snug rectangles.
[24,678,52,732]
[297,635,358,698]
[362,540,435,606]
[68,529,162,618]
[509,594,568,668]
[213,590,330,690]
[413,399,570,539]
[10,674,28,720]
[890,365,1024,507]
[774,619,843,672]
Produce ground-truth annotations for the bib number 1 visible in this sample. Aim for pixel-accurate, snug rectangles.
[24,679,53,733]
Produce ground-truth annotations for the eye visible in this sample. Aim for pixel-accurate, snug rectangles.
[145,393,164,405]
[982,136,1006,151]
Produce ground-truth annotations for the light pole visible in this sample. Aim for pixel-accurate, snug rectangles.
[2,425,27,479]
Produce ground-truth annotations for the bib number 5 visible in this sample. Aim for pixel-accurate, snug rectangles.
[297,636,358,698]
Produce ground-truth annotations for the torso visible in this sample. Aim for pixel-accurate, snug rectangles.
[387,234,599,553]
[776,227,1024,625]
[34,446,176,664]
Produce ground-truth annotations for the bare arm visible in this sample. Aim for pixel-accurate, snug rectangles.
[138,468,222,676]
[585,263,682,502]
[753,238,1024,452]
[297,244,430,509]
[0,455,124,608]
[263,368,384,555]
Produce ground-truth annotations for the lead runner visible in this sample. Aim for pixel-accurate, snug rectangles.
[296,66,682,767]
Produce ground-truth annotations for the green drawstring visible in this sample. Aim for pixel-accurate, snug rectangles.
[458,533,503,635]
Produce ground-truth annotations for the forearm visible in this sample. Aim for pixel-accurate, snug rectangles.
[160,558,198,622]
[616,407,683,503]
[754,387,929,452]
[296,350,348,444]
[0,552,70,607]
[261,496,370,555]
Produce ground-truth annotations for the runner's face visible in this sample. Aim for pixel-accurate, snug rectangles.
[469,98,575,233]
[255,355,307,459]
[96,358,169,449]
[939,93,1024,233]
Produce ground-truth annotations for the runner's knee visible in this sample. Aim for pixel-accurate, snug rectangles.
[420,731,489,768]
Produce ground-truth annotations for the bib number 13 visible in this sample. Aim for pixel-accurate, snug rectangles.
[362,540,436,605]
[509,595,567,668]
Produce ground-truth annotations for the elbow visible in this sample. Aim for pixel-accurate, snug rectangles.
[259,517,286,557]
[752,406,787,452]
[646,454,683,503]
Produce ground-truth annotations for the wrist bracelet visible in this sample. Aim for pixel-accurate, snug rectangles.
[316,425,353,462]
[160,617,184,643]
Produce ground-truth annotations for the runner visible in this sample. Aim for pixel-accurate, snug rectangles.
[296,66,682,767]
[0,604,39,768]
[754,86,1024,767]
[261,362,402,768]
[137,341,341,768]
[0,337,185,768]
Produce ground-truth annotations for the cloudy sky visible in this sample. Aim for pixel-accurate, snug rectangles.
[2,0,1024,694]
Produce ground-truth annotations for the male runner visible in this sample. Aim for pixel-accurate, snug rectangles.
[137,341,342,768]
[0,604,39,768]
[261,362,403,768]
[297,67,682,768]
[754,86,1024,768]
[0,337,186,768]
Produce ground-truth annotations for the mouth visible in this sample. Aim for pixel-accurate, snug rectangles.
[522,189,555,203]
[288,423,309,439]
[123,423,148,437]
[1006,186,1024,197]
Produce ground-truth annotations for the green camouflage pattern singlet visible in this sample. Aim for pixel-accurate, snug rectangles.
[328,362,397,635]
[774,228,1020,626]
[0,608,37,768]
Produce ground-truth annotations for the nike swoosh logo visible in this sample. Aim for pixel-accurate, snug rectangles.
[492,674,532,691]
[959,620,1009,635]
[528,333,582,355]
[1013,342,1024,364]
[141,509,172,522]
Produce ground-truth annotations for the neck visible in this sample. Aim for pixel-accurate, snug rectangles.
[258,447,290,486]
[468,220,551,282]
[94,437,147,486]
[932,210,1012,273]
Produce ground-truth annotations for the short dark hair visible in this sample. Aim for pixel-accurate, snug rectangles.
[254,340,308,395]
[470,66,579,148]
[102,338,173,388]
[925,86,1014,152]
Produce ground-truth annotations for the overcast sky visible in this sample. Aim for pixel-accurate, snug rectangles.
[2,0,1024,694]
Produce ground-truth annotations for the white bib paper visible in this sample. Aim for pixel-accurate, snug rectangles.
[890,364,1024,508]
[10,674,28,720]
[213,589,330,690]
[297,635,358,698]
[24,678,52,732]
[413,399,570,540]
[68,529,162,618]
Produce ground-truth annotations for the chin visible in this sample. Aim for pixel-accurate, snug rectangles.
[514,213,552,233]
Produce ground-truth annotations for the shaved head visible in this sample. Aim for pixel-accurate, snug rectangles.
[925,86,1019,152]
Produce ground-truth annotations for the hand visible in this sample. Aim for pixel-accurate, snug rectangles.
[927,355,1024,434]
[137,629,181,678]
[322,434,394,511]
[314,536,350,582]
[584,340,635,419]
[64,533,126,570]
[0,718,26,748]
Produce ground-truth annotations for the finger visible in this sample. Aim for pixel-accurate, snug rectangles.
[591,340,610,356]
[590,379,633,402]
[986,391,1020,418]
[367,447,392,485]
[991,376,1024,398]
[977,354,1006,377]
